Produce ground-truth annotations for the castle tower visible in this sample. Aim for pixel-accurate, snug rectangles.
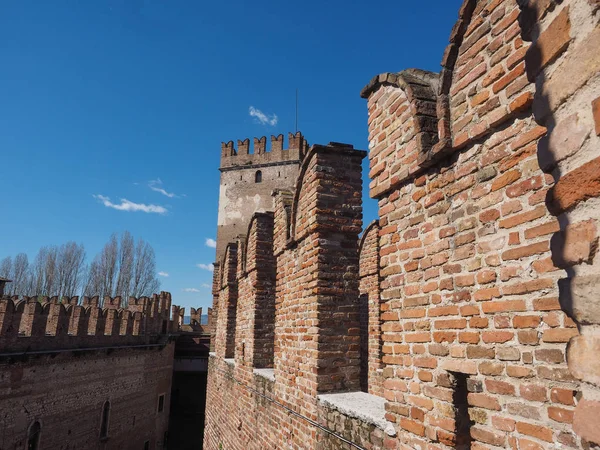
[215,131,308,261]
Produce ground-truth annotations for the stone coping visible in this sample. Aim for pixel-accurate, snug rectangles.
[223,358,235,366]
[317,391,396,437]
[253,368,275,382]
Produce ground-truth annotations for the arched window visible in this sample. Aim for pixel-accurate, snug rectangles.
[100,401,110,439]
[255,170,262,183]
[27,421,41,450]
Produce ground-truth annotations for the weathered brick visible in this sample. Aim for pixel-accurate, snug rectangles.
[516,422,553,442]
[548,156,600,214]
[551,220,598,267]
[525,6,571,81]
[502,242,549,261]
[548,406,574,424]
[468,393,501,411]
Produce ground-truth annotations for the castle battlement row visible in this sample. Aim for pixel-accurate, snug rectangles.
[220,131,308,170]
[0,291,203,353]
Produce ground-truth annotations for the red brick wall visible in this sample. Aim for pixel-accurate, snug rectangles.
[359,220,383,397]
[0,344,173,450]
[205,143,368,449]
[235,212,276,372]
[0,292,192,450]
[215,244,238,359]
[205,1,600,448]
[1,292,174,352]
[518,0,600,444]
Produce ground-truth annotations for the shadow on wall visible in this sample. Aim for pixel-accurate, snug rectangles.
[519,0,600,444]
[517,0,575,322]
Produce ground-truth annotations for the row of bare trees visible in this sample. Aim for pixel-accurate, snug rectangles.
[0,232,160,300]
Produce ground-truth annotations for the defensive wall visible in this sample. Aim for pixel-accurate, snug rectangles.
[204,0,600,448]
[0,292,207,450]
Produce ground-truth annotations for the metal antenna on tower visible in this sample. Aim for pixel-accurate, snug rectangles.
[295,88,298,133]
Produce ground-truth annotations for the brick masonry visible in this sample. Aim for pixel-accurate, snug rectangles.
[204,1,600,448]
[0,292,200,450]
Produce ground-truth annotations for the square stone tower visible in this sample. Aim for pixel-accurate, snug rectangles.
[215,132,307,261]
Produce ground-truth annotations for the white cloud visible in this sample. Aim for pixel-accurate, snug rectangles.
[158,271,169,277]
[183,288,201,293]
[201,283,211,289]
[196,263,214,272]
[249,106,278,126]
[149,178,179,198]
[205,238,217,248]
[93,195,168,214]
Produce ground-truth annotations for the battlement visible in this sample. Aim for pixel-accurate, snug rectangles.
[220,132,308,170]
[0,291,200,353]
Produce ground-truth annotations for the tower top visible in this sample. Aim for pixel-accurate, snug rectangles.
[220,132,308,170]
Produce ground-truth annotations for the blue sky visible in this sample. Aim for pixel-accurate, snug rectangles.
[0,0,463,311]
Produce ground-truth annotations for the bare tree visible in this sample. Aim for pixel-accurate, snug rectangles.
[83,257,103,298]
[30,247,54,296]
[115,231,134,299]
[0,256,12,280]
[11,253,29,296]
[2,231,160,300]
[0,256,12,296]
[55,242,86,298]
[130,239,160,298]
[99,234,119,301]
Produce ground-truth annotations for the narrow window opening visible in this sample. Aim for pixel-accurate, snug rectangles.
[255,170,262,183]
[27,421,41,450]
[144,440,150,450]
[161,320,167,334]
[158,394,165,413]
[451,372,473,449]
[100,401,110,440]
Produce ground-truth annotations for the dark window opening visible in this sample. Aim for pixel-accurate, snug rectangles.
[451,372,473,449]
[27,421,41,450]
[255,170,262,183]
[144,440,150,450]
[161,320,167,334]
[100,401,110,440]
[158,394,165,413]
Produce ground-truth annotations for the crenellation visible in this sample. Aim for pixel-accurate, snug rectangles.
[219,131,307,170]
[253,136,266,154]
[190,307,202,326]
[221,140,235,159]
[271,134,284,152]
[0,292,195,353]
[272,189,293,255]
[237,138,250,155]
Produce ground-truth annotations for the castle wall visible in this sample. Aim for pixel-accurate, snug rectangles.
[0,292,182,450]
[0,343,174,450]
[358,0,598,448]
[359,221,383,397]
[518,0,600,443]
[204,1,599,448]
[204,143,376,449]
